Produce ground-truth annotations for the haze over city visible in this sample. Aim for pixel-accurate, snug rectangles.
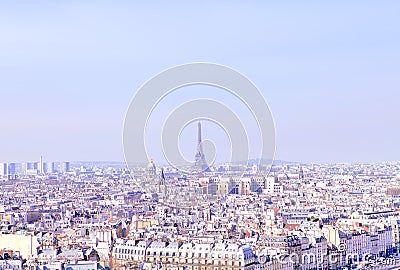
[1,1,399,164]
[3,2,400,270]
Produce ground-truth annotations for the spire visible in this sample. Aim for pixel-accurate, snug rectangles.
[299,165,304,180]
[159,167,166,194]
[194,121,209,172]
[160,168,165,185]
[197,121,202,146]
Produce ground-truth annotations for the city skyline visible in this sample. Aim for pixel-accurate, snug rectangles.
[1,2,400,270]
[1,154,400,269]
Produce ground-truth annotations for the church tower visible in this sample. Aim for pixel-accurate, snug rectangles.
[159,167,166,194]
[147,158,156,178]
[299,165,304,180]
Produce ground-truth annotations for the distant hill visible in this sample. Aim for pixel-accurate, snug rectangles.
[71,159,300,169]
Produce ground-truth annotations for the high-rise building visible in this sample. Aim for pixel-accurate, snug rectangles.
[42,163,47,174]
[39,156,43,174]
[60,162,70,173]
[24,162,35,174]
[46,162,55,174]
[24,162,39,175]
[0,163,16,178]
[0,163,8,176]
[8,163,16,175]
[33,162,39,170]
[25,162,33,172]
[194,121,209,172]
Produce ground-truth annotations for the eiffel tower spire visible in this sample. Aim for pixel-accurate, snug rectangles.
[194,121,209,171]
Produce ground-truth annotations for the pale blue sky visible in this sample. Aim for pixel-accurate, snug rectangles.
[0,1,399,163]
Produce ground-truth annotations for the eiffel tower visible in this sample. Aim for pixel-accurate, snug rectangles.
[194,121,210,172]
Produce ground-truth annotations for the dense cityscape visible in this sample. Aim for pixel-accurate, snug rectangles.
[1,146,400,270]
[2,2,399,270]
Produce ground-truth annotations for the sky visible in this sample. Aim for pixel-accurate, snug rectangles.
[0,1,399,164]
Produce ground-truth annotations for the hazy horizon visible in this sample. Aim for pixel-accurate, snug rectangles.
[1,1,399,164]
